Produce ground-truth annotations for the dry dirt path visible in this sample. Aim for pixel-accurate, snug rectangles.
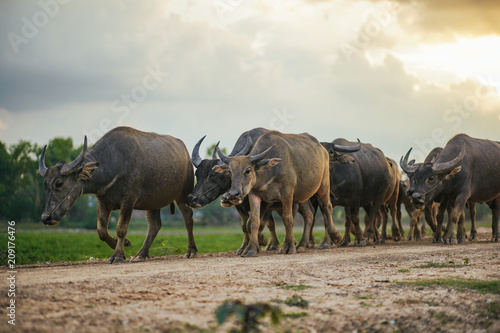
[1,231,500,333]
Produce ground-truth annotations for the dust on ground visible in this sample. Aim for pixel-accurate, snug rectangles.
[1,228,500,333]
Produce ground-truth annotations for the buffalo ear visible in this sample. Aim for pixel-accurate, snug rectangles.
[212,165,229,174]
[257,158,281,168]
[78,162,100,180]
[335,154,355,164]
[444,166,461,180]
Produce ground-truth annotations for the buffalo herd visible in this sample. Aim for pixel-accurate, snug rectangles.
[38,126,500,263]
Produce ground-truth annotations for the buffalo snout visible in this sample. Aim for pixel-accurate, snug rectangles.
[411,193,425,208]
[40,212,60,226]
[186,195,203,209]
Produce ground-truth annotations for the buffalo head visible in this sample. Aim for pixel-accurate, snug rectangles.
[213,142,280,206]
[38,136,99,225]
[400,145,465,208]
[187,135,233,208]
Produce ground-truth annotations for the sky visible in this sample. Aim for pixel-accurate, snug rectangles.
[1,0,499,163]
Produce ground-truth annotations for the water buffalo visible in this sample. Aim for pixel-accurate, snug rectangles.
[322,139,399,246]
[399,178,425,240]
[38,126,196,263]
[400,133,500,243]
[215,131,342,256]
[187,128,281,253]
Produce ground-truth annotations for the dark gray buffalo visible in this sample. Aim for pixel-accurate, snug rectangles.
[322,139,400,246]
[400,134,500,243]
[39,126,196,263]
[215,131,342,256]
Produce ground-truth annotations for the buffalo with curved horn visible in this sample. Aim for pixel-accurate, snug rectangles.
[39,126,197,263]
[213,130,342,256]
[400,133,500,244]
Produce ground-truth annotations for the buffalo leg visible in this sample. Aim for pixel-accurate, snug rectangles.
[236,204,250,255]
[380,207,389,243]
[443,194,468,245]
[296,201,314,252]
[389,203,401,242]
[131,209,162,262]
[278,195,297,255]
[433,203,446,243]
[97,201,131,250]
[490,197,500,242]
[456,211,467,244]
[177,201,197,258]
[351,206,366,246]
[424,204,437,234]
[418,210,426,239]
[264,211,280,251]
[339,207,352,247]
[407,210,416,241]
[243,193,263,257]
[316,176,342,246]
[107,205,134,264]
[469,202,478,241]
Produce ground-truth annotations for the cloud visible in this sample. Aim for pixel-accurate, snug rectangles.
[365,0,500,41]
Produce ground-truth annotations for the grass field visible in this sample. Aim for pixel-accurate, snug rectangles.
[1,222,331,265]
[1,218,492,265]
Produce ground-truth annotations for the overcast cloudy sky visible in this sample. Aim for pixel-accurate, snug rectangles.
[1,0,499,162]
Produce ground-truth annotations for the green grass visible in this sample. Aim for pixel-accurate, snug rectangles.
[0,227,333,265]
[278,284,313,291]
[400,278,500,295]
[415,260,468,269]
[398,268,410,273]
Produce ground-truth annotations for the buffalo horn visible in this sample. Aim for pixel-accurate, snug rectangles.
[432,144,466,174]
[217,146,231,165]
[192,135,206,168]
[233,134,252,157]
[39,145,48,177]
[212,141,220,159]
[400,148,418,175]
[61,136,88,176]
[332,138,361,153]
[249,145,275,164]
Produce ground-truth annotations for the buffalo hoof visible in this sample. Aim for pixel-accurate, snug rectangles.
[318,242,331,250]
[185,252,197,259]
[258,234,268,247]
[457,238,466,244]
[130,256,146,263]
[379,239,386,244]
[491,238,499,243]
[353,240,367,247]
[244,250,257,257]
[296,246,306,253]
[279,246,296,254]
[266,243,279,251]
[124,238,131,247]
[236,247,245,256]
[107,256,125,264]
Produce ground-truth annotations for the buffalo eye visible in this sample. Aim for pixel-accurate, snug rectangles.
[244,168,251,175]
[54,180,64,190]
[427,176,435,183]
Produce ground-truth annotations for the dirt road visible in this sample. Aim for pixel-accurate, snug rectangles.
[2,230,500,332]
